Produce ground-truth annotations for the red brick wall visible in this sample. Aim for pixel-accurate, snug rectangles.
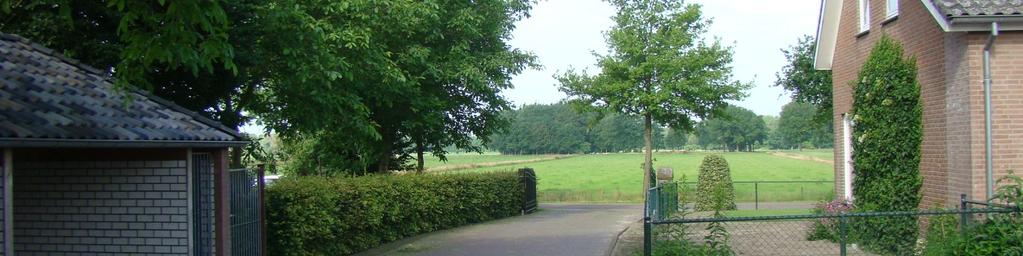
[961,32,1023,201]
[831,0,948,208]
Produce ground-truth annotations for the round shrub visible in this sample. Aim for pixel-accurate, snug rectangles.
[695,155,736,211]
[850,35,923,255]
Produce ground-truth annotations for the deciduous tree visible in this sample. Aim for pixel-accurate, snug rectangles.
[558,1,748,193]
[775,35,833,124]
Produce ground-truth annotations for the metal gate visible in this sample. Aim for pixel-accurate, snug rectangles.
[519,168,537,214]
[192,153,216,256]
[230,168,263,256]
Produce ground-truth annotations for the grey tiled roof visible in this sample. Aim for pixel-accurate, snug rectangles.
[0,33,245,145]
[935,0,1023,17]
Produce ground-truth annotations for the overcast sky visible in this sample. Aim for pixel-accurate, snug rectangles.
[503,0,823,117]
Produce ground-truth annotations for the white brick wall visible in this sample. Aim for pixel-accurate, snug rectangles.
[13,160,190,255]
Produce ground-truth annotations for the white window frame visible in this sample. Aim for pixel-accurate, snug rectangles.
[886,0,899,20]
[859,0,871,33]
[842,114,855,201]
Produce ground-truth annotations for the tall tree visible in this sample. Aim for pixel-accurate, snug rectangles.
[776,102,817,149]
[698,106,767,152]
[253,0,535,175]
[775,102,833,149]
[592,113,644,153]
[663,127,688,150]
[775,35,833,124]
[490,103,594,155]
[558,1,748,194]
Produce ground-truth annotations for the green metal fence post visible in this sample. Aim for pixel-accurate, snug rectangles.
[644,188,654,256]
[643,216,652,256]
[960,194,969,234]
[839,215,848,256]
[754,182,759,210]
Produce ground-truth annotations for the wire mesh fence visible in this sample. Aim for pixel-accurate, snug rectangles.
[643,183,1022,256]
[680,181,833,208]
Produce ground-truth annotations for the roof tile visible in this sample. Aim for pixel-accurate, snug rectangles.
[936,0,1023,17]
[0,33,244,143]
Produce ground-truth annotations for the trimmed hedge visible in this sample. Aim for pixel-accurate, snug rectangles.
[266,171,524,255]
[850,35,923,255]
[695,155,736,211]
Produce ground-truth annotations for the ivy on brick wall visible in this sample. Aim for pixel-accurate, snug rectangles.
[850,35,923,255]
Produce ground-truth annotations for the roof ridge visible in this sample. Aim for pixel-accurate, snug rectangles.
[0,32,246,142]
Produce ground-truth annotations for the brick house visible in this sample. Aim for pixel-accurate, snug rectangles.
[815,0,1023,207]
[0,33,251,255]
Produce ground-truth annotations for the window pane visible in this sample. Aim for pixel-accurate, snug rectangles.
[860,0,870,32]
[887,0,899,17]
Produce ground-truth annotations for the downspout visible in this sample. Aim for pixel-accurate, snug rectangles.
[983,22,999,200]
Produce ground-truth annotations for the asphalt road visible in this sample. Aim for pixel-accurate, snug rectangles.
[359,204,642,256]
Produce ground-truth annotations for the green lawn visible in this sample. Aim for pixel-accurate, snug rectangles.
[459,152,834,203]
[423,153,552,169]
[721,209,813,217]
[777,149,834,160]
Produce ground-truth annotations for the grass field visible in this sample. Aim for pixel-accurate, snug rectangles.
[456,151,834,203]
[776,149,834,161]
[722,209,813,217]
[423,153,550,169]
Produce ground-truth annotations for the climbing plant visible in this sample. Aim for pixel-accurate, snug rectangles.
[850,35,923,255]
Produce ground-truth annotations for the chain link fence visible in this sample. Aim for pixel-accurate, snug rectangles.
[643,183,1021,256]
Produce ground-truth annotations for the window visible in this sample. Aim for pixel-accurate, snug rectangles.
[843,114,855,201]
[886,0,899,19]
[859,0,870,33]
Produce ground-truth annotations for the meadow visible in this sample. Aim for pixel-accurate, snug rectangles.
[423,153,549,169]
[440,151,835,203]
[777,149,835,161]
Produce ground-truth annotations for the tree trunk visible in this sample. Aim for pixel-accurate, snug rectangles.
[416,139,425,174]
[643,112,653,197]
[376,134,393,173]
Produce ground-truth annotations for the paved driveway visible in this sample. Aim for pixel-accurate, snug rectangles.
[359,204,642,256]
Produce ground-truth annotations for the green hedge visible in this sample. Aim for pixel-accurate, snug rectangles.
[266,171,524,255]
[850,35,923,255]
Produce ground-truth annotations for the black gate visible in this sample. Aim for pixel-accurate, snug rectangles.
[192,153,215,256]
[519,168,537,214]
[230,168,263,256]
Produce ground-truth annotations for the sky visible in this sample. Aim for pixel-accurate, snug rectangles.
[502,0,823,117]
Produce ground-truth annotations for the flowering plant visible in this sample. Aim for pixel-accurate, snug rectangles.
[807,199,855,242]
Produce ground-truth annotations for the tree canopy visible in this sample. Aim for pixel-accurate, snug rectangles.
[489,103,673,154]
[2,0,537,175]
[694,106,767,152]
[558,0,748,192]
[774,102,832,149]
[775,35,833,124]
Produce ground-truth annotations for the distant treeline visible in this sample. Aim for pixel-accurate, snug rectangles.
[489,102,831,154]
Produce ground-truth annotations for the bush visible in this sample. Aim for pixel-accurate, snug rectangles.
[806,199,854,242]
[922,174,1023,255]
[850,35,923,255]
[695,155,736,211]
[266,171,524,255]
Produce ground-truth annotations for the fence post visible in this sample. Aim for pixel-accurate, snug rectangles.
[643,188,654,256]
[754,182,759,210]
[257,164,267,256]
[839,215,847,256]
[643,216,652,256]
[960,194,969,233]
